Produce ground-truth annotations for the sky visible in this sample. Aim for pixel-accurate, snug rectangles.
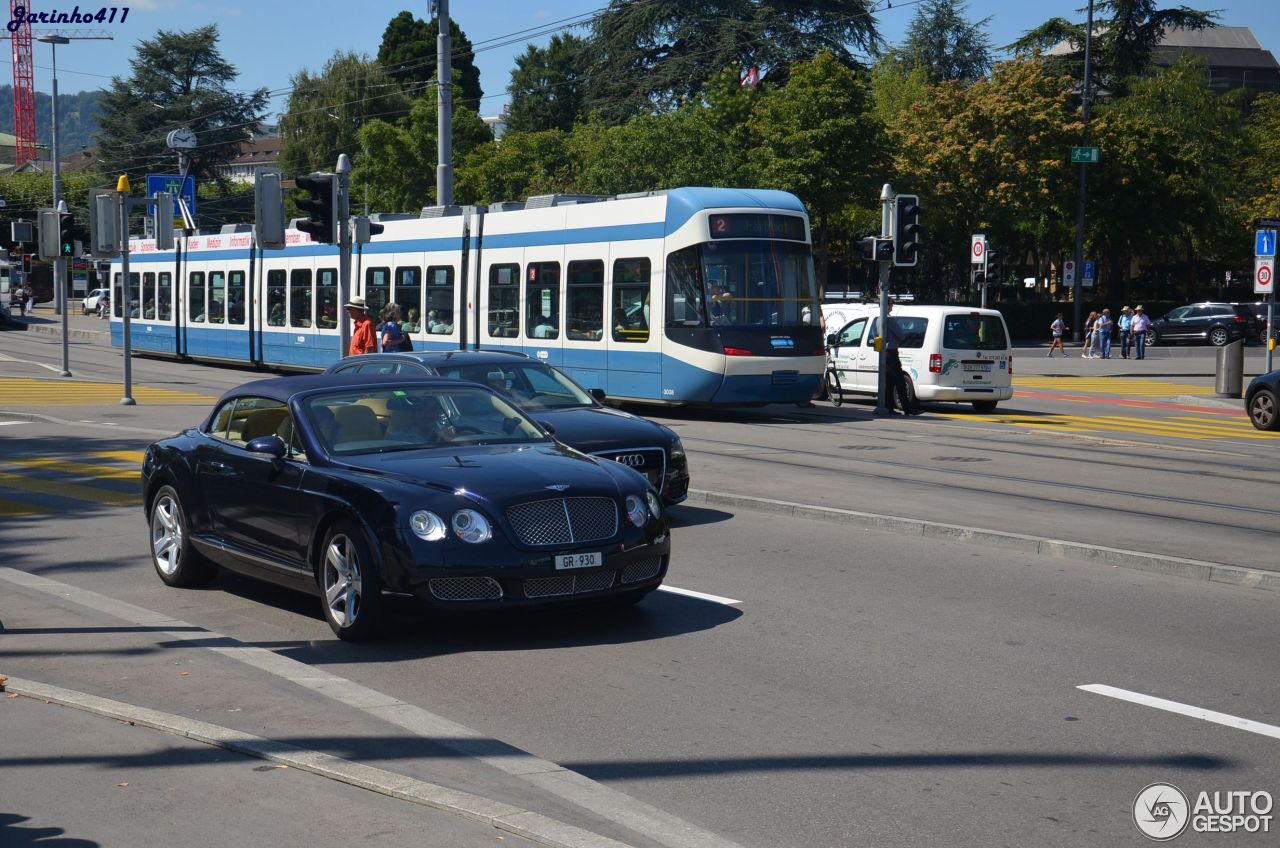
[16,0,1280,121]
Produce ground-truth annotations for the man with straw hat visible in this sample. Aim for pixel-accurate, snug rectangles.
[1130,305,1151,360]
[346,296,377,355]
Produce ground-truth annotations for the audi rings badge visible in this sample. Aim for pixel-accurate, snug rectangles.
[614,454,646,468]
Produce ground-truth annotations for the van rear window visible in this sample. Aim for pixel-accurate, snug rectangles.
[944,314,1007,350]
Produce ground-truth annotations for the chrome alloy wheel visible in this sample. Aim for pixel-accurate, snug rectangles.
[151,494,184,576]
[323,533,363,629]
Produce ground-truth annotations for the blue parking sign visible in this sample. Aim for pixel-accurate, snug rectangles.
[1256,230,1277,258]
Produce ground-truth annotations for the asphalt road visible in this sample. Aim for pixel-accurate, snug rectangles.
[1,321,1278,847]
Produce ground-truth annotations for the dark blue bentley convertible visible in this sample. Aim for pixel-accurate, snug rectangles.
[142,374,670,640]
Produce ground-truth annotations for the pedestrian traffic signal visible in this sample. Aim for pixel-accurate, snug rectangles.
[21,254,31,273]
[295,172,337,244]
[893,194,923,267]
[59,212,74,257]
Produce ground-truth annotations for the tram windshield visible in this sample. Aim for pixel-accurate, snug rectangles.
[666,240,819,330]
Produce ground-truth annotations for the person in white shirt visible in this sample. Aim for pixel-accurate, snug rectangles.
[1130,305,1151,360]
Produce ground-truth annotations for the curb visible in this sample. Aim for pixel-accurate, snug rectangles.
[684,489,1280,593]
[1170,394,1245,411]
[4,677,638,848]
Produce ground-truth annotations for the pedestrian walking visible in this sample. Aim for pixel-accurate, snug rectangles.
[98,292,110,319]
[379,302,405,352]
[1118,306,1134,359]
[1082,311,1098,358]
[1095,309,1114,359]
[1047,313,1068,357]
[883,301,923,416]
[23,283,35,315]
[346,296,377,356]
[1130,305,1151,360]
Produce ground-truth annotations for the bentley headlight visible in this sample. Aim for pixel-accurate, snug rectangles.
[452,509,492,543]
[409,510,447,541]
[646,491,661,520]
[625,494,647,527]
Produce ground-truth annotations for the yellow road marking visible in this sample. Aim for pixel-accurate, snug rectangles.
[933,410,1274,442]
[91,450,148,464]
[0,377,214,406]
[0,500,55,516]
[5,457,139,480]
[0,471,140,506]
[1015,377,1213,396]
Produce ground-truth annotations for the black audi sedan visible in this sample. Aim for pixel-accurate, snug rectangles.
[142,374,671,640]
[1245,368,1280,431]
[325,350,689,503]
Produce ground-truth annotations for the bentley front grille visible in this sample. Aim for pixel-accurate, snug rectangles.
[428,576,503,601]
[506,497,618,547]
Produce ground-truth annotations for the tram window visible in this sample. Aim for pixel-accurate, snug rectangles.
[142,273,156,319]
[317,268,338,328]
[228,271,246,325]
[566,260,604,341]
[266,269,286,326]
[612,258,650,343]
[395,267,423,332]
[665,247,705,327]
[158,272,172,320]
[365,267,390,317]
[526,262,560,340]
[188,272,205,323]
[127,273,140,319]
[425,266,454,334]
[289,269,312,328]
[209,271,226,323]
[488,263,520,338]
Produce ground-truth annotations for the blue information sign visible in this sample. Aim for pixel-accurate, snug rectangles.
[145,174,196,220]
[1256,230,1277,258]
[1082,260,1095,281]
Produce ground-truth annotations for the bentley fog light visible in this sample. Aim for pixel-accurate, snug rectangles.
[452,509,492,543]
[626,495,647,527]
[410,510,447,541]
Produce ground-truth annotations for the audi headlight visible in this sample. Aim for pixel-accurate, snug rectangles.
[668,435,685,460]
[646,491,661,519]
[452,509,492,543]
[410,510,447,541]
[625,494,647,527]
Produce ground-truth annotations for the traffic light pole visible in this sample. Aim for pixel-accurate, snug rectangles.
[875,183,892,416]
[118,187,135,405]
[337,154,353,356]
[1072,0,1095,344]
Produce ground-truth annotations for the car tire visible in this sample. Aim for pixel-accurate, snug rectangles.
[1209,326,1230,346]
[319,519,383,641]
[971,400,998,414]
[1146,328,1159,347]
[149,485,218,587]
[1248,389,1280,431]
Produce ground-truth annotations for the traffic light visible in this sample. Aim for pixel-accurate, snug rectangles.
[295,172,337,244]
[38,209,59,259]
[59,212,74,257]
[893,194,923,267]
[21,254,31,274]
[353,216,384,243]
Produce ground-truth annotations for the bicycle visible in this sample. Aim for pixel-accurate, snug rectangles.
[824,346,844,407]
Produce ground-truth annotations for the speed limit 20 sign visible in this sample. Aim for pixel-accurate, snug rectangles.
[1257,257,1275,294]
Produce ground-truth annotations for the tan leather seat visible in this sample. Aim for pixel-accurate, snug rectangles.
[241,408,288,442]
[333,404,383,444]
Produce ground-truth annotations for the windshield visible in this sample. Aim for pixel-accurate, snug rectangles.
[666,240,819,330]
[432,362,594,410]
[303,386,548,455]
[942,314,1008,351]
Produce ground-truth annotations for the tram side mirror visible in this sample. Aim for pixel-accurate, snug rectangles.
[589,388,607,403]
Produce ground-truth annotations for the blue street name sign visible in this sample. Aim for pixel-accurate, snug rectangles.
[145,174,196,221]
[1256,229,1277,258]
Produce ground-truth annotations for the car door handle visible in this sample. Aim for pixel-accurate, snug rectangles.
[201,461,235,476]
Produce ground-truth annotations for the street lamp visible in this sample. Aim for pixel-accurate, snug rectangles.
[37,33,71,377]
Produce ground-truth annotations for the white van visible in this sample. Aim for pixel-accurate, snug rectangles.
[823,303,1013,412]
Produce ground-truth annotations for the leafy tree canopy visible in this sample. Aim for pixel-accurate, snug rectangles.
[583,0,881,124]
[96,25,268,184]
[377,12,483,109]
[506,33,589,134]
[883,0,993,84]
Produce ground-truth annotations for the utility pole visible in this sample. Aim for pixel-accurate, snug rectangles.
[875,183,893,416]
[1072,0,1095,343]
[435,0,453,206]
[337,154,353,356]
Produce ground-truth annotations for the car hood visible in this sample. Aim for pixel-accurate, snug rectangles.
[532,405,671,453]
[334,442,641,508]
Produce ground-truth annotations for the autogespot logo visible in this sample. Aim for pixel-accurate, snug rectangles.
[1134,783,1190,841]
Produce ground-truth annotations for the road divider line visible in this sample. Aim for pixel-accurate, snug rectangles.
[658,585,741,606]
[1079,684,1280,741]
[684,489,1280,594]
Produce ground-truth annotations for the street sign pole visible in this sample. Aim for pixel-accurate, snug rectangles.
[876,183,892,416]
[1257,229,1277,372]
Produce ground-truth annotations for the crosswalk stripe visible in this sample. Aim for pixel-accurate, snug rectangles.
[0,500,55,516]
[90,450,148,464]
[1015,377,1213,396]
[5,457,139,480]
[936,410,1273,442]
[0,470,141,506]
[0,377,214,406]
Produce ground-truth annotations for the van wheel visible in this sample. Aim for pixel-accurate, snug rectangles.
[972,400,998,414]
[902,374,917,411]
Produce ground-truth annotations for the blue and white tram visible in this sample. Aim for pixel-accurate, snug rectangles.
[109,187,824,405]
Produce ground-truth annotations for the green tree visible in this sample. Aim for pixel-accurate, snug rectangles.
[377,12,483,109]
[584,0,880,124]
[279,51,410,177]
[887,0,993,84]
[506,34,588,134]
[353,87,492,211]
[96,25,268,184]
[1012,0,1217,94]
[869,54,930,129]
[458,129,576,203]
[749,51,887,286]
[1242,92,1280,221]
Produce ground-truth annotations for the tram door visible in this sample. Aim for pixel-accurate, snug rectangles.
[521,245,564,367]
[606,252,659,399]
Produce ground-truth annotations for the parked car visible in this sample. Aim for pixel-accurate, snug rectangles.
[1245,368,1280,431]
[142,374,671,640]
[326,350,689,503]
[1147,303,1254,347]
[82,288,110,315]
[1232,302,1276,344]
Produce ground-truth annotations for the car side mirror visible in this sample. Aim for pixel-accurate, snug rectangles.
[535,418,556,436]
[246,435,287,459]
[588,387,607,403]
[826,333,838,347]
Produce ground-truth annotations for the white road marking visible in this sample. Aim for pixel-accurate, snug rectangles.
[1079,683,1280,741]
[0,421,24,426]
[658,585,741,605]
